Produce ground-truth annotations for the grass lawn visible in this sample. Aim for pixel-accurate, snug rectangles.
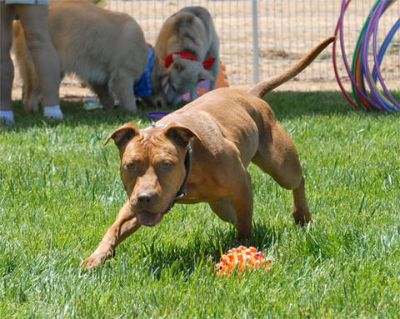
[1,91,400,318]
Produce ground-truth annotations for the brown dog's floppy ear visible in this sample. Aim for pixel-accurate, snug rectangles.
[104,123,140,148]
[163,123,200,148]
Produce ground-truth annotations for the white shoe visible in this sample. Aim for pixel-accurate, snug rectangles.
[0,110,15,126]
[43,105,64,121]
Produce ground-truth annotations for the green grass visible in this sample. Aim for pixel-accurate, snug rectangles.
[1,92,400,318]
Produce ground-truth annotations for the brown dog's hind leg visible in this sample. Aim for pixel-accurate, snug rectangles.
[253,122,311,225]
[82,201,141,270]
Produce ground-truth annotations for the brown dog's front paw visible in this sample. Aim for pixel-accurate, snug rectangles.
[81,252,108,271]
[293,210,312,226]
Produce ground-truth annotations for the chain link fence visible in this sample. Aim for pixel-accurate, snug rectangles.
[107,0,399,91]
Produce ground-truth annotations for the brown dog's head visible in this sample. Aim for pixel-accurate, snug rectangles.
[105,122,198,226]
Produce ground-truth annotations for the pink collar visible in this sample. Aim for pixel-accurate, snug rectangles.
[164,51,215,70]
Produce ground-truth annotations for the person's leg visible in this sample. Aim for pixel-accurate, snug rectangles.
[0,3,16,125]
[15,4,63,120]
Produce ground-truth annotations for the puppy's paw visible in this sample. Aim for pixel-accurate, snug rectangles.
[0,110,15,126]
[43,105,64,121]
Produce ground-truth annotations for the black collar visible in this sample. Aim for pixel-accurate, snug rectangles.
[163,143,193,215]
[175,143,193,200]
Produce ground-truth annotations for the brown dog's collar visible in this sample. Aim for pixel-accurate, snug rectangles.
[175,143,192,200]
[161,143,192,216]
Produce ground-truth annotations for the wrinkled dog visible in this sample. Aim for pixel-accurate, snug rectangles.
[151,6,220,106]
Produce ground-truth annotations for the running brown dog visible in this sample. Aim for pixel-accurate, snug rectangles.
[82,36,334,270]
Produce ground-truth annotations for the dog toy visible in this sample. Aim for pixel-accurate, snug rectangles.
[147,111,170,120]
[182,62,229,102]
[215,246,271,277]
[333,0,399,112]
[147,62,230,121]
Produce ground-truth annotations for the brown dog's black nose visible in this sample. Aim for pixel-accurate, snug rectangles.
[137,192,155,205]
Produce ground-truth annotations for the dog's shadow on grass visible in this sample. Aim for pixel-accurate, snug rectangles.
[8,91,391,131]
[8,100,177,130]
[265,91,355,120]
[137,222,281,278]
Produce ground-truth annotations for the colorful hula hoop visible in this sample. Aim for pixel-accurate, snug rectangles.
[333,0,400,112]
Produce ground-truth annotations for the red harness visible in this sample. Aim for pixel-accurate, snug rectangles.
[164,51,216,70]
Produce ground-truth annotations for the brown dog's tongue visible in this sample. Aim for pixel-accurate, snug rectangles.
[137,211,164,226]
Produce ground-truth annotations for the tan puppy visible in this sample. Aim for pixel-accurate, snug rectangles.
[150,6,220,107]
[82,36,334,270]
[13,0,147,112]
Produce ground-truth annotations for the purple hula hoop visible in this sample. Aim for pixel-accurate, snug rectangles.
[335,0,399,112]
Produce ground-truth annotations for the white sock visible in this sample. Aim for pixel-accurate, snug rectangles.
[0,110,15,125]
[43,105,64,121]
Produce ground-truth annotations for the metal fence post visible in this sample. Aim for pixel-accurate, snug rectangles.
[252,0,260,84]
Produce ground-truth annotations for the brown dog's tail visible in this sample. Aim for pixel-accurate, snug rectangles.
[248,36,335,98]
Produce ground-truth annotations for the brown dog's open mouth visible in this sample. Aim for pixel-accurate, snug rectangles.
[137,211,164,226]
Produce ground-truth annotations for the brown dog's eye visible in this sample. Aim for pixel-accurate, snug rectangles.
[124,163,137,172]
[160,161,174,171]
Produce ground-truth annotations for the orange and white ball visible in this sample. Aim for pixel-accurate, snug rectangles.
[215,246,271,277]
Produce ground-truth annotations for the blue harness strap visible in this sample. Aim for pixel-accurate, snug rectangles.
[134,46,155,97]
